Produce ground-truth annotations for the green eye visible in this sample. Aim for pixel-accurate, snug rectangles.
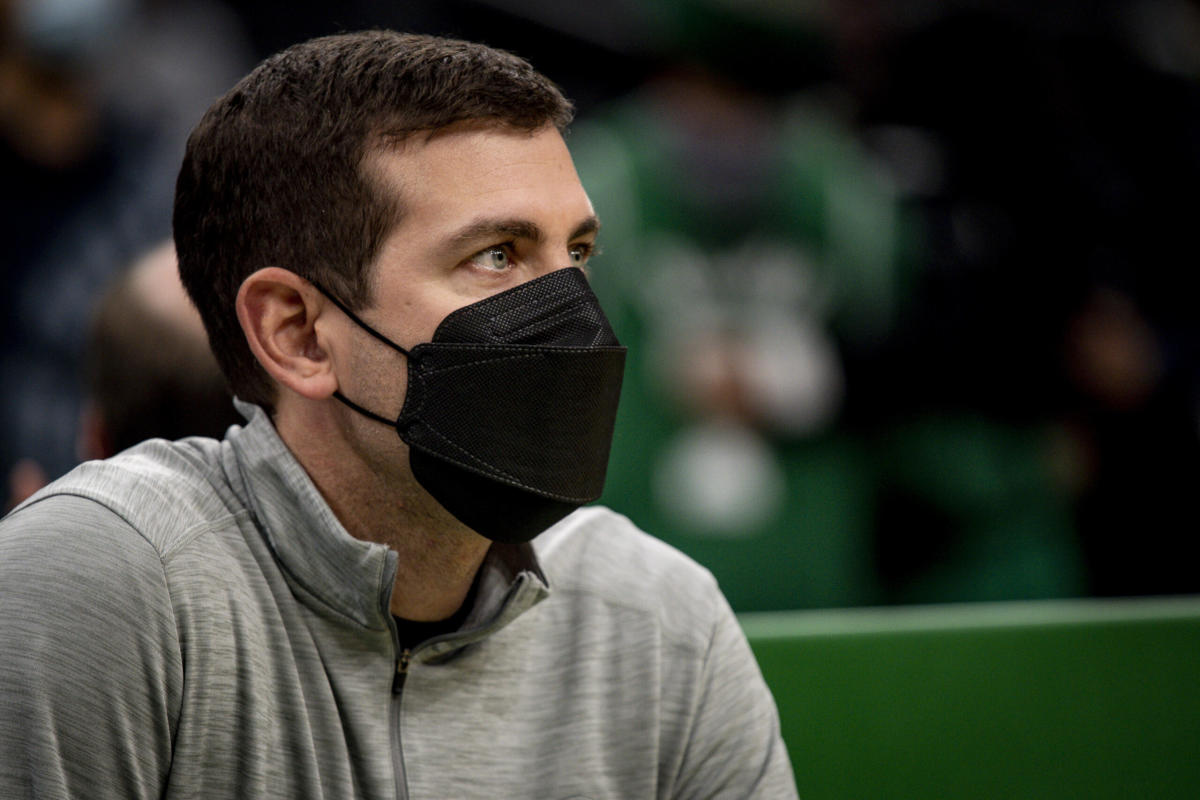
[470,246,512,271]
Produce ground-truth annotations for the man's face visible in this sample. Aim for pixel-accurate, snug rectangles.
[328,123,599,425]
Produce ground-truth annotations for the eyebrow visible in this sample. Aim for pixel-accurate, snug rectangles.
[442,214,601,252]
[569,216,601,241]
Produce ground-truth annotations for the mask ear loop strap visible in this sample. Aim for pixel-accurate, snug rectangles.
[331,390,396,427]
[311,281,411,428]
[312,282,411,358]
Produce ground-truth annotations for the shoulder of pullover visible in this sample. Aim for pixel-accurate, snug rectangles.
[10,436,238,558]
[533,506,724,652]
[0,487,185,798]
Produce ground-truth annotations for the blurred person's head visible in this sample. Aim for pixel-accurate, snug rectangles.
[82,240,239,459]
[173,30,574,412]
[0,0,136,167]
[7,239,238,509]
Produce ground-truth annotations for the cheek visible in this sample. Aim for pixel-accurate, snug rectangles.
[421,280,507,324]
[343,336,411,419]
[376,284,456,349]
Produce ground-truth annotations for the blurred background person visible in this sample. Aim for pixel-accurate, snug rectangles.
[0,0,251,497]
[7,240,241,508]
[79,239,240,460]
[568,5,895,611]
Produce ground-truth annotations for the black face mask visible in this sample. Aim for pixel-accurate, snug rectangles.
[317,268,626,543]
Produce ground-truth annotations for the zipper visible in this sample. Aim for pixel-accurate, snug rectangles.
[385,572,537,800]
[392,646,412,800]
[393,648,412,694]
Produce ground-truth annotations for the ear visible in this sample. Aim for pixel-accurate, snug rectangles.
[236,268,339,401]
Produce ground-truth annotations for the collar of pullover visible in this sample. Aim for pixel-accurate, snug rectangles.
[224,400,550,635]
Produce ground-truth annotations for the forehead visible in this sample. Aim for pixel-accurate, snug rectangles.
[365,123,591,230]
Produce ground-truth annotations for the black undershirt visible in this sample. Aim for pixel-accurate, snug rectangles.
[392,574,480,651]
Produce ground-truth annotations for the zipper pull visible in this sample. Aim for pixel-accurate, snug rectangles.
[393,648,412,694]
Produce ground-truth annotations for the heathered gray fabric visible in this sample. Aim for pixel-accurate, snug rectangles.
[0,403,797,799]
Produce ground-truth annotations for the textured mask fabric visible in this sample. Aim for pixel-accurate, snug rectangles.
[322,268,626,543]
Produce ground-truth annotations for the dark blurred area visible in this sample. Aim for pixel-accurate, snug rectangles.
[3,0,1197,609]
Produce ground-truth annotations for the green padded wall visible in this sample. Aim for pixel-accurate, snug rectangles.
[742,597,1200,799]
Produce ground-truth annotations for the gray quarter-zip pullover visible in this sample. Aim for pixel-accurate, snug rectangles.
[0,403,797,799]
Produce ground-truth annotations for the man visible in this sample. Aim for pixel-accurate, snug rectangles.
[0,31,797,798]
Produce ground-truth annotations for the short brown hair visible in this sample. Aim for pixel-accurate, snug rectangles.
[173,31,574,409]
